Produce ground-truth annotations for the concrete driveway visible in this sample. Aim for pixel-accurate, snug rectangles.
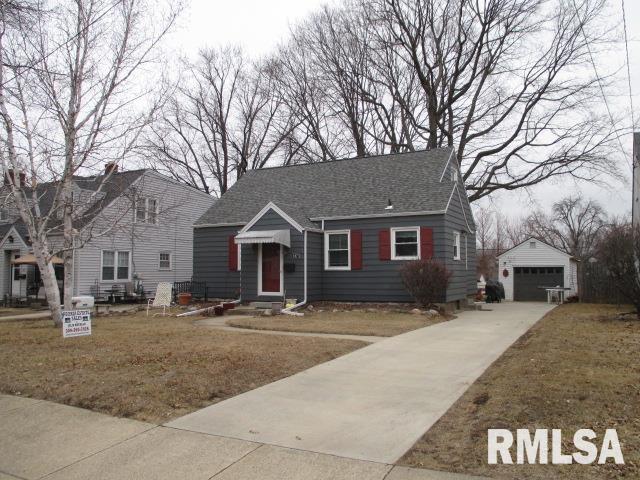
[167,302,555,463]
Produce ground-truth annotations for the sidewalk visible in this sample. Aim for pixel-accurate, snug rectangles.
[0,395,482,480]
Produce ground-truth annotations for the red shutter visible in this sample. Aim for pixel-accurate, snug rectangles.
[420,227,434,259]
[351,230,363,270]
[228,235,238,271]
[378,229,390,261]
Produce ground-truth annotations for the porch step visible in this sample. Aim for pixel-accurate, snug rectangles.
[249,301,283,310]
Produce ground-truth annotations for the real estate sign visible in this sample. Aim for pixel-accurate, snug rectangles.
[62,310,92,338]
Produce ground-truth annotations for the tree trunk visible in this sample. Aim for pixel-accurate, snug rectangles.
[62,178,74,310]
[32,238,63,327]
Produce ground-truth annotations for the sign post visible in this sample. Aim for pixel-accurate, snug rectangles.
[62,310,92,338]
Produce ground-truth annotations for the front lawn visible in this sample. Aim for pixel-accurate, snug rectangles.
[227,309,446,337]
[400,303,639,479]
[0,313,365,423]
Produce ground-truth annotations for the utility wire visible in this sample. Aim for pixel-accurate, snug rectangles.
[571,0,631,170]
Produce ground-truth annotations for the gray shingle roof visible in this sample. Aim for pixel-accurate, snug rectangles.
[196,148,456,227]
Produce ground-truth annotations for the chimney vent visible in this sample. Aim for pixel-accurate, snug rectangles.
[105,162,119,175]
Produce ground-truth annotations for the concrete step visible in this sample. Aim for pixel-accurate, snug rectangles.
[249,301,283,309]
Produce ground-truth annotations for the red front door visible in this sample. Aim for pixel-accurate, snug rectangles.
[261,243,281,294]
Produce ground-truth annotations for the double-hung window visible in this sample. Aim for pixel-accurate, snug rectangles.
[453,231,461,260]
[325,230,350,270]
[102,250,131,281]
[135,198,158,224]
[391,227,419,260]
[159,251,171,270]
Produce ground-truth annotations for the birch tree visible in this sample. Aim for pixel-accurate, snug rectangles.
[0,0,179,326]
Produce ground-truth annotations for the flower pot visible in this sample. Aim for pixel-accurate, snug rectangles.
[178,292,192,306]
[222,302,235,310]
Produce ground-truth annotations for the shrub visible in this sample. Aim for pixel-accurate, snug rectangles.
[597,224,640,318]
[400,259,452,308]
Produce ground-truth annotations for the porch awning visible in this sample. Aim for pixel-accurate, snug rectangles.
[11,253,64,265]
[235,229,291,248]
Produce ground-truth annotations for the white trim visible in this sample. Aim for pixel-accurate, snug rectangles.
[310,210,445,222]
[444,183,475,233]
[240,202,304,234]
[237,243,241,272]
[391,227,420,260]
[324,230,351,271]
[439,148,456,182]
[497,236,576,260]
[453,231,461,260]
[0,226,26,249]
[100,249,132,282]
[257,243,284,296]
[159,251,172,271]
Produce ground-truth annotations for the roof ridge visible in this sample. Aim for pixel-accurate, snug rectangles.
[246,147,453,174]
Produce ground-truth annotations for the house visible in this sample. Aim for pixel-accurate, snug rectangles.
[193,148,476,307]
[497,237,578,301]
[0,166,214,300]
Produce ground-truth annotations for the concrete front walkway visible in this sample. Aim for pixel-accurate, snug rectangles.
[0,395,482,480]
[168,302,555,464]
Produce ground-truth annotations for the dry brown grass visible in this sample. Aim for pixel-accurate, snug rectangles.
[0,307,47,317]
[227,310,445,337]
[400,303,640,479]
[0,312,365,423]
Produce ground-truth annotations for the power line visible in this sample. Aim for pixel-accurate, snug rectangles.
[1,0,122,88]
[571,0,631,170]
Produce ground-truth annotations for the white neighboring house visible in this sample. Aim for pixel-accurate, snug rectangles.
[0,166,214,301]
[497,237,578,301]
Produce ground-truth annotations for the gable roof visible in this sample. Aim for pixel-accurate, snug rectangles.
[196,148,458,227]
[497,236,577,260]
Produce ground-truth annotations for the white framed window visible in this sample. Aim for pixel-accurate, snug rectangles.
[324,230,350,270]
[159,251,171,270]
[101,250,131,281]
[391,227,420,260]
[135,198,159,224]
[453,231,461,260]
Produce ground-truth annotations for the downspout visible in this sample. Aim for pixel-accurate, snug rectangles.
[282,230,307,316]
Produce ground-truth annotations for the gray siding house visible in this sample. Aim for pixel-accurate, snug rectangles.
[193,148,476,306]
[0,167,214,299]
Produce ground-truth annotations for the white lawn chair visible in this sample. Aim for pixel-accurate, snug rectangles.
[146,282,173,316]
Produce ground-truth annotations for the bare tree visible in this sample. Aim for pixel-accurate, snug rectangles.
[144,46,297,196]
[597,223,640,318]
[0,0,179,326]
[526,195,606,260]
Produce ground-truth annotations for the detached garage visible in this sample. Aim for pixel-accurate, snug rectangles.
[497,237,578,301]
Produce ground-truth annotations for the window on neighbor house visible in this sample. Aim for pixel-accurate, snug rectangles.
[159,252,171,270]
[135,198,158,224]
[325,231,350,269]
[102,250,130,281]
[392,227,419,260]
[453,231,461,260]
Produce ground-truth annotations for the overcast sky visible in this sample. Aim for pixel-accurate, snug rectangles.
[169,0,639,220]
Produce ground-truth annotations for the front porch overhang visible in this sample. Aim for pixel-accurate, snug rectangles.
[235,229,291,248]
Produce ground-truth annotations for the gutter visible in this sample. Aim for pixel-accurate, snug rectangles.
[282,230,307,316]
